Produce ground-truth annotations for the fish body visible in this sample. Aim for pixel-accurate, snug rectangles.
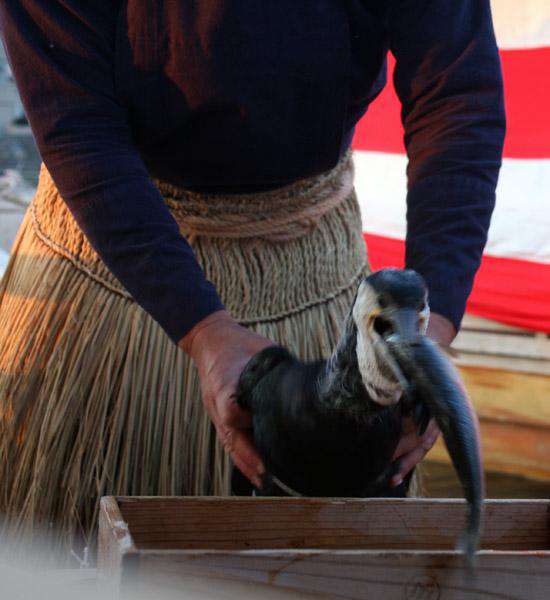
[387,335,484,563]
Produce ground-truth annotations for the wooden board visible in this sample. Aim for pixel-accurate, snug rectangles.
[129,551,550,600]
[457,366,550,429]
[453,315,550,375]
[432,313,550,481]
[421,460,550,500]
[427,365,550,481]
[98,496,550,600]
[428,418,550,482]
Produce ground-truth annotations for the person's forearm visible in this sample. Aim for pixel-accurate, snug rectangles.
[387,0,504,332]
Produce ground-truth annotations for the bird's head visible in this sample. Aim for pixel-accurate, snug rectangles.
[352,268,429,406]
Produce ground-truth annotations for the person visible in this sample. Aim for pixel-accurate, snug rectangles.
[0,1,505,550]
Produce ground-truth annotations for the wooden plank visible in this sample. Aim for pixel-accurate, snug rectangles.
[97,496,137,579]
[457,366,550,429]
[423,365,550,481]
[454,329,550,360]
[129,549,550,600]
[421,460,550,500]
[120,567,326,600]
[455,353,550,375]
[428,418,550,481]
[460,314,528,334]
[115,497,550,552]
[453,314,550,375]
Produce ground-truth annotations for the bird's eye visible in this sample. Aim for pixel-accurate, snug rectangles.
[373,315,393,337]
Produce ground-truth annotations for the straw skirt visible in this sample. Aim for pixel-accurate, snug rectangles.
[0,153,368,550]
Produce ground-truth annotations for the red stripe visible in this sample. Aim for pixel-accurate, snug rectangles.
[353,56,403,155]
[353,48,550,159]
[364,233,550,333]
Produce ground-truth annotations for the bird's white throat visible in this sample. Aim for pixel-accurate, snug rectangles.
[352,281,403,406]
[355,326,403,406]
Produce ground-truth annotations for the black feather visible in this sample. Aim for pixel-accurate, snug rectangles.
[235,343,405,497]
[235,346,293,411]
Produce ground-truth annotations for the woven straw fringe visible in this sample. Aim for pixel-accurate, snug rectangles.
[0,154,377,555]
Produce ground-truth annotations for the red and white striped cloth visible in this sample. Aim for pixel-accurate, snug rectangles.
[355,0,550,333]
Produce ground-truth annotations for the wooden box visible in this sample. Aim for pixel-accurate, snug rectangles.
[98,496,550,600]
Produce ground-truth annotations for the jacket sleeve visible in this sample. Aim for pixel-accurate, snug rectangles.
[0,0,224,343]
[386,0,506,330]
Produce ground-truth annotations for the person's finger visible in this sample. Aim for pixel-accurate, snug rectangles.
[426,418,440,437]
[219,427,265,487]
[392,417,439,461]
[392,430,418,461]
[391,427,439,487]
[390,417,416,460]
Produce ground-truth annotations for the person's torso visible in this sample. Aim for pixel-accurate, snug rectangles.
[115,1,389,190]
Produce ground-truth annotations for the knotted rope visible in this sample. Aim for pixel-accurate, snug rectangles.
[159,151,354,243]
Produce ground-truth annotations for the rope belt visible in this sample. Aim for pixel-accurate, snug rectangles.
[158,150,354,243]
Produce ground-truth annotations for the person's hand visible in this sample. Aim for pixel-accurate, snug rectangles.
[390,312,456,487]
[179,310,274,488]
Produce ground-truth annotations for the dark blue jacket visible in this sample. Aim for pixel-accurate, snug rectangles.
[0,1,505,341]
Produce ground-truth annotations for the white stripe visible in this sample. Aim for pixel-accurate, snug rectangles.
[354,151,407,240]
[488,157,550,263]
[354,150,550,264]
[491,0,550,49]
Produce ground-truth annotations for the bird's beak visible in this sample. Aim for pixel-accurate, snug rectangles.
[368,307,423,392]
[369,307,422,343]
